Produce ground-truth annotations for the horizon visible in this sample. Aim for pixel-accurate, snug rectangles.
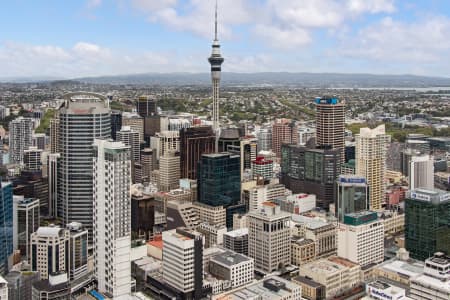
[1,0,450,78]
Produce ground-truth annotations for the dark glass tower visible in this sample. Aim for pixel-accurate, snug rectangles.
[197,153,243,227]
[136,95,158,117]
[111,110,122,141]
[405,189,450,261]
[0,181,13,275]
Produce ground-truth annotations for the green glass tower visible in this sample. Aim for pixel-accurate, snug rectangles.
[405,189,450,261]
[197,152,244,228]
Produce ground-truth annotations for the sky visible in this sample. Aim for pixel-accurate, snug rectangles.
[1,0,450,78]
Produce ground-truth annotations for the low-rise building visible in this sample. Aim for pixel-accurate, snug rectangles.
[197,223,227,248]
[291,238,316,266]
[364,280,409,300]
[292,276,325,300]
[299,256,361,299]
[223,228,248,256]
[193,202,227,227]
[209,251,254,289]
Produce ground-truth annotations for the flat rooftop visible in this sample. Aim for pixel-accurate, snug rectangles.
[224,228,248,237]
[211,251,252,267]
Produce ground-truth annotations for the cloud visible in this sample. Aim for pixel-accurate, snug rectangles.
[87,0,102,9]
[346,0,395,14]
[337,16,450,63]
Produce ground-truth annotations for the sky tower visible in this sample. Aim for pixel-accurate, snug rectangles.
[208,0,224,149]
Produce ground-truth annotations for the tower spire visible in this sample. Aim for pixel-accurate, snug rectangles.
[214,0,218,41]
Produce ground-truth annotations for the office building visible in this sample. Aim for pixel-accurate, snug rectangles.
[180,126,215,180]
[117,126,141,162]
[315,97,345,161]
[30,226,69,280]
[273,193,316,215]
[215,276,302,300]
[9,117,34,164]
[299,256,361,299]
[66,222,88,281]
[32,133,46,150]
[251,156,273,181]
[140,148,154,184]
[355,125,390,210]
[197,223,227,248]
[111,110,122,141]
[248,202,291,274]
[291,238,316,266]
[0,181,13,275]
[364,281,407,300]
[23,147,42,171]
[410,252,450,300]
[193,202,226,228]
[47,153,60,219]
[292,276,326,300]
[49,118,59,154]
[218,128,241,153]
[31,272,70,300]
[223,228,248,256]
[257,127,272,152]
[13,196,39,260]
[272,119,298,158]
[405,189,450,261]
[159,150,180,192]
[409,154,434,190]
[131,188,157,241]
[198,153,243,228]
[137,95,158,117]
[58,93,111,240]
[150,130,180,160]
[122,112,144,142]
[336,175,369,222]
[166,201,200,230]
[5,270,39,300]
[226,137,258,178]
[338,211,384,267]
[93,139,131,299]
[209,251,254,288]
[162,228,204,300]
[245,182,288,212]
[281,144,341,209]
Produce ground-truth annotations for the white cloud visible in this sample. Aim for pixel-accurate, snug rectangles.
[346,0,395,14]
[86,0,102,9]
[338,16,450,63]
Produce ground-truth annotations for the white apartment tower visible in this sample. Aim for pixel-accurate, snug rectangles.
[248,202,291,274]
[93,139,132,299]
[9,117,34,164]
[117,126,141,162]
[409,154,434,191]
[355,125,391,210]
[23,146,42,171]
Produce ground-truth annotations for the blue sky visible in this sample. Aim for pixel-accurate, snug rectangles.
[1,0,450,78]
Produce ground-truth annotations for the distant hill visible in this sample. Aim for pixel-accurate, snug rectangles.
[75,72,450,88]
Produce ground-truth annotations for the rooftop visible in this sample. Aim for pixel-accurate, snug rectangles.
[211,251,252,267]
[224,228,248,238]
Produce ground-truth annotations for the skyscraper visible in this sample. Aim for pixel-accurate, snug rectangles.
[208,0,224,141]
[136,95,158,117]
[272,119,298,158]
[336,175,369,222]
[405,189,450,261]
[13,196,40,260]
[58,93,111,240]
[257,127,272,152]
[315,97,345,162]
[9,117,34,164]
[110,110,122,141]
[47,153,60,219]
[355,125,390,210]
[23,147,42,171]
[117,126,141,162]
[49,118,59,154]
[197,152,243,227]
[0,181,13,274]
[180,126,215,180]
[159,150,180,192]
[409,154,434,191]
[93,139,131,299]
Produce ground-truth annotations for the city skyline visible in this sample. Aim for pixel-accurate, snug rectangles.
[2,0,450,78]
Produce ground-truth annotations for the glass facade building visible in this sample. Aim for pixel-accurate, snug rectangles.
[198,153,243,227]
[405,189,450,261]
[0,181,13,275]
[336,175,369,222]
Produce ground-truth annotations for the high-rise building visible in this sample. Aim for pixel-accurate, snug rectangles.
[111,110,122,141]
[30,226,69,280]
[140,148,154,184]
[23,147,42,171]
[32,133,46,150]
[225,137,258,179]
[251,156,273,181]
[248,202,291,274]
[281,144,341,209]
[137,95,158,117]
[122,112,144,143]
[66,222,88,281]
[47,153,60,219]
[336,175,369,222]
[180,126,215,180]
[409,154,434,191]
[197,153,243,228]
[117,126,141,162]
[49,118,59,154]
[272,119,298,158]
[355,125,390,210]
[9,117,34,164]
[209,251,254,289]
[150,131,180,161]
[162,228,204,300]
[131,188,157,241]
[208,1,224,136]
[257,127,272,152]
[159,150,180,192]
[244,182,287,212]
[0,181,13,275]
[13,196,39,260]
[337,211,384,267]
[223,228,248,256]
[405,189,450,261]
[93,139,131,299]
[58,93,111,239]
[315,97,345,161]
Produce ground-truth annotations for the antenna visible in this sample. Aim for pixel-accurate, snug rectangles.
[214,0,218,41]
